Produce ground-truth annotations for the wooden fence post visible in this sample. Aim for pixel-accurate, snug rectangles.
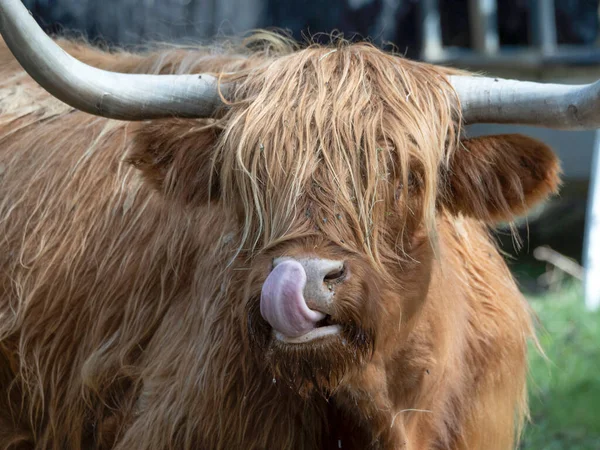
[584,129,600,311]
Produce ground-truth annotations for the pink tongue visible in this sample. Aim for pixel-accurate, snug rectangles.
[260,260,326,338]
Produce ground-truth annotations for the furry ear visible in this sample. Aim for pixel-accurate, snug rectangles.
[440,134,561,223]
[127,120,221,205]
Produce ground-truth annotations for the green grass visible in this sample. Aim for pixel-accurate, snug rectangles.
[521,282,600,449]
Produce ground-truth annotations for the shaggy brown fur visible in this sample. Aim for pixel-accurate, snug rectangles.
[0,33,560,450]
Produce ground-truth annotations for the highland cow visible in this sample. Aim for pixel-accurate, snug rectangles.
[1,1,598,449]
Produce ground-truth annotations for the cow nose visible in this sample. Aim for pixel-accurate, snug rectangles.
[273,257,346,313]
[274,258,346,284]
[315,260,346,284]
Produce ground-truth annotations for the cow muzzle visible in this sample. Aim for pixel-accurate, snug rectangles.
[260,257,347,343]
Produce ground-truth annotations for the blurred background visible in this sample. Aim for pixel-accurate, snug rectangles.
[22,0,600,448]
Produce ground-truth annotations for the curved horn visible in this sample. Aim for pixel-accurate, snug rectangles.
[450,75,600,130]
[0,0,226,120]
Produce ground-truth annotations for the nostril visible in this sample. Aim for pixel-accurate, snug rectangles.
[323,264,346,283]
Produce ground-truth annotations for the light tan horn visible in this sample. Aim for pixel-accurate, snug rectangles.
[450,75,600,130]
[0,0,227,120]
